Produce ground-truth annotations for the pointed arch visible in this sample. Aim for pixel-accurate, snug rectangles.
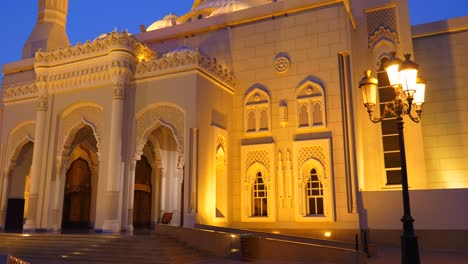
[244,85,271,134]
[296,77,326,129]
[58,102,103,159]
[135,103,185,162]
[6,121,35,174]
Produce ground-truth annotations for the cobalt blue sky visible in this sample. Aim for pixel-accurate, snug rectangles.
[0,0,466,81]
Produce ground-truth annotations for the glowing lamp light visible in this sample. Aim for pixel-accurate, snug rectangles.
[398,54,419,97]
[358,70,378,108]
[324,231,332,238]
[413,77,426,107]
[384,52,402,88]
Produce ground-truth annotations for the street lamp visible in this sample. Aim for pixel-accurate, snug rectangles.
[359,52,425,264]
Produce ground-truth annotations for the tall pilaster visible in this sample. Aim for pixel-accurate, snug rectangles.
[23,0,70,58]
[101,59,131,232]
[23,79,48,231]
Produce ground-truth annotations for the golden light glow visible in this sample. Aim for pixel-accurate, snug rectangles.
[21,234,31,237]
[324,231,332,238]
[138,55,146,62]
[272,231,281,234]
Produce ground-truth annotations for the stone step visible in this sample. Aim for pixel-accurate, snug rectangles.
[0,233,235,264]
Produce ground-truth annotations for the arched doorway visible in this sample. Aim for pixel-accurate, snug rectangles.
[4,141,34,232]
[132,124,183,228]
[61,158,91,229]
[133,156,152,229]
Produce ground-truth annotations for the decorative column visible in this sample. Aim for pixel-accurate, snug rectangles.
[0,166,12,230]
[125,160,137,232]
[24,80,48,231]
[51,155,69,231]
[102,75,126,233]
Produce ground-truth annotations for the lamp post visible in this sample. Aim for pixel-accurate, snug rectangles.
[359,53,425,264]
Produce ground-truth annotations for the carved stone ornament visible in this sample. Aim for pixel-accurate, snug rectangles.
[34,32,156,66]
[58,105,103,159]
[274,56,290,73]
[136,49,236,88]
[136,104,185,157]
[2,82,38,102]
[6,122,35,173]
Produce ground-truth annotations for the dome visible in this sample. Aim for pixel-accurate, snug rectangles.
[192,0,233,11]
[95,30,130,41]
[163,46,199,57]
[209,0,252,17]
[147,14,179,32]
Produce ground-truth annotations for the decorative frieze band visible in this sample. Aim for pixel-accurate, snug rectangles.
[136,49,236,87]
[34,32,156,66]
[2,82,38,102]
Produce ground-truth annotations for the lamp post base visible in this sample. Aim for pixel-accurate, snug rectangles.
[401,233,420,264]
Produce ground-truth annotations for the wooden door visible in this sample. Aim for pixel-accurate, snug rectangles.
[133,156,152,229]
[62,158,91,229]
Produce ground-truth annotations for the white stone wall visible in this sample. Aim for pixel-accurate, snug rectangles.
[413,18,468,188]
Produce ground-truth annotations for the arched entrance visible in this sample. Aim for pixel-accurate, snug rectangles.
[58,125,99,232]
[3,141,34,232]
[133,156,152,229]
[132,124,183,228]
[61,158,91,229]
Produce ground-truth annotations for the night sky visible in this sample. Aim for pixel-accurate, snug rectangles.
[0,0,466,82]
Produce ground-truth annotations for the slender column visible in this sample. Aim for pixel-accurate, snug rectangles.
[126,160,137,232]
[397,118,420,264]
[24,90,48,231]
[0,167,11,230]
[102,81,125,232]
[51,156,68,231]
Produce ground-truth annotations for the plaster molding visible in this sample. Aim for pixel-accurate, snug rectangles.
[2,82,38,102]
[136,49,236,88]
[58,104,103,159]
[6,122,36,173]
[34,32,156,66]
[135,104,186,158]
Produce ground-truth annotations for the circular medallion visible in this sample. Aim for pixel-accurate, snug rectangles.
[274,56,290,73]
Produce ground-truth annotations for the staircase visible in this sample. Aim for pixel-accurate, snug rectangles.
[0,232,233,264]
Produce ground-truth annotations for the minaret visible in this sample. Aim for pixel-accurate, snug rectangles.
[191,0,204,9]
[22,0,70,58]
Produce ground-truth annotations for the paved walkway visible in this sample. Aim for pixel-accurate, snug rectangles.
[367,247,468,264]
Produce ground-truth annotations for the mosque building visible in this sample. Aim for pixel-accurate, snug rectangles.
[0,0,467,251]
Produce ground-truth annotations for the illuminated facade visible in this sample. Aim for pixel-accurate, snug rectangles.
[0,0,467,250]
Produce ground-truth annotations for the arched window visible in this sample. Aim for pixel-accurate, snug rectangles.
[252,172,268,216]
[313,103,323,125]
[240,147,276,223]
[247,111,256,132]
[244,88,271,134]
[259,109,268,131]
[296,80,326,129]
[299,104,309,127]
[305,169,324,215]
[292,139,334,223]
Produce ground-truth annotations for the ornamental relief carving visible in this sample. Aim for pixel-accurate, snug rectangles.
[2,82,38,102]
[298,146,327,171]
[274,56,290,73]
[244,150,270,183]
[369,27,399,50]
[35,32,156,66]
[216,135,226,152]
[136,105,185,156]
[136,49,236,87]
[6,122,35,172]
[59,106,103,158]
